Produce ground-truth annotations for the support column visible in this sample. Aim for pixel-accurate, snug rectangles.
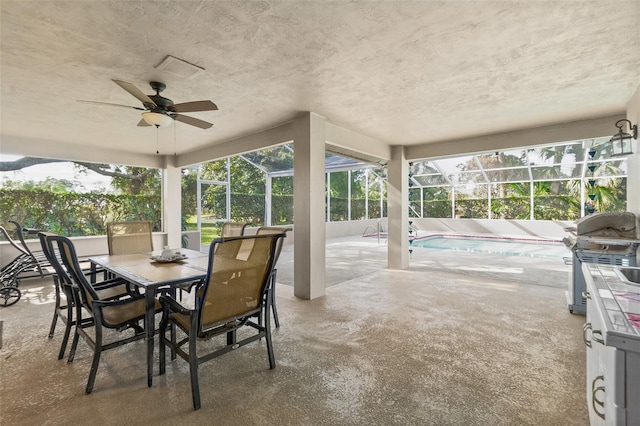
[626,85,640,214]
[387,145,409,270]
[162,156,182,249]
[293,112,326,300]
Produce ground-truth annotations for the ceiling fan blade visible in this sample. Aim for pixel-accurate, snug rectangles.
[137,119,152,127]
[174,114,213,129]
[77,100,145,110]
[112,79,156,107]
[173,100,218,113]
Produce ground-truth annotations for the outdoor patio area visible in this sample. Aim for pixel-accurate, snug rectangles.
[1,236,587,425]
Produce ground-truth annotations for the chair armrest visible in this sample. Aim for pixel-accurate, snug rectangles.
[159,294,192,315]
[93,277,139,298]
[92,294,145,308]
[92,277,131,289]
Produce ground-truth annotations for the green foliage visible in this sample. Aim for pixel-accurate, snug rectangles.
[0,189,161,236]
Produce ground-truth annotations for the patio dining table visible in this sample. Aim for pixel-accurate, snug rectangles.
[89,248,209,387]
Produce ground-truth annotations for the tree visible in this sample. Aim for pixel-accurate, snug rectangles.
[0,157,159,195]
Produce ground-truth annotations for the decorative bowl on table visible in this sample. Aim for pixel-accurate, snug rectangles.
[150,251,188,263]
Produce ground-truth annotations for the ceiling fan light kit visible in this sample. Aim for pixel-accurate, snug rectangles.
[142,111,173,127]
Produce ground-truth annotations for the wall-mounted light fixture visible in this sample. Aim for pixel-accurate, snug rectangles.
[609,119,637,156]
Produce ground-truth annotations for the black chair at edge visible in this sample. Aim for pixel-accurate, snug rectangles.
[255,226,291,328]
[159,232,285,409]
[46,234,161,393]
[39,232,131,360]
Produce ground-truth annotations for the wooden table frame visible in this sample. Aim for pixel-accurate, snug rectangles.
[89,248,208,387]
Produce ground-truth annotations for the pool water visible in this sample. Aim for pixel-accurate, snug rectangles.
[411,235,569,259]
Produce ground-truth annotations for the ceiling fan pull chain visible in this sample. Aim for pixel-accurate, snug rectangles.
[156,125,159,154]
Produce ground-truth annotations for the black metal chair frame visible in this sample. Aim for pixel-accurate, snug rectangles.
[255,226,291,328]
[46,234,157,394]
[39,231,80,359]
[8,220,49,278]
[0,225,42,306]
[158,233,284,409]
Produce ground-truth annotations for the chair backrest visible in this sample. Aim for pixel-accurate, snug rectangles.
[0,225,30,257]
[38,231,74,285]
[255,226,291,264]
[37,231,58,266]
[46,234,97,310]
[221,222,248,237]
[106,221,153,255]
[197,233,284,334]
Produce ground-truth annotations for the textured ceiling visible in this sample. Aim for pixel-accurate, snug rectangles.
[1,1,639,157]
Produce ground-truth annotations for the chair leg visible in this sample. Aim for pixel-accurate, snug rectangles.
[58,302,74,360]
[188,328,201,410]
[86,322,103,394]
[48,276,61,338]
[265,291,276,369]
[67,293,84,363]
[270,269,280,328]
[170,321,177,361]
[159,314,167,375]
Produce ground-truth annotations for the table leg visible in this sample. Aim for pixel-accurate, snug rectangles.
[145,288,156,387]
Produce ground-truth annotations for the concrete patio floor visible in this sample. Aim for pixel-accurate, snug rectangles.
[1,236,587,425]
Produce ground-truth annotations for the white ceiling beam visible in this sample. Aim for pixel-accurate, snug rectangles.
[0,135,163,168]
[406,114,626,161]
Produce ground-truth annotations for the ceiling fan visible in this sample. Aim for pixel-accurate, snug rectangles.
[78,80,217,129]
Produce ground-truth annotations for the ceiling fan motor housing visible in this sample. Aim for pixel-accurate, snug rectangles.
[147,81,176,113]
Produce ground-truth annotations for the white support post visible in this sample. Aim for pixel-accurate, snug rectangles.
[451,186,456,218]
[347,170,352,221]
[625,85,640,214]
[365,169,369,219]
[326,172,331,222]
[530,182,535,220]
[265,174,272,226]
[293,112,326,300]
[387,145,409,270]
[225,157,231,221]
[162,156,182,249]
[196,165,202,234]
[487,184,492,219]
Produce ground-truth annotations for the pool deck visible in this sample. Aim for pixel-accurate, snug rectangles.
[3,234,586,425]
[274,234,571,289]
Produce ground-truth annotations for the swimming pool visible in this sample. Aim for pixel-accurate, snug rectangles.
[410,235,569,259]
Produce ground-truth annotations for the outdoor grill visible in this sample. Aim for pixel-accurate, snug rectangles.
[563,211,640,315]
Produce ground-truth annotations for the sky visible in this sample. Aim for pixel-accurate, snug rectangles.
[0,153,113,192]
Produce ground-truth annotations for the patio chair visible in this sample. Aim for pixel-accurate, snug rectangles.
[106,220,153,255]
[46,234,161,394]
[40,232,131,359]
[106,220,199,297]
[158,232,285,409]
[255,226,291,328]
[221,221,249,237]
[8,220,49,279]
[0,224,50,305]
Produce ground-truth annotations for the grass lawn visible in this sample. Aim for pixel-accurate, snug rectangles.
[184,216,223,245]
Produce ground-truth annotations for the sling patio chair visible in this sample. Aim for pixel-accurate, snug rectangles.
[106,220,197,297]
[40,232,132,360]
[158,232,285,409]
[106,220,154,255]
[46,234,160,394]
[8,220,50,281]
[221,221,249,237]
[255,226,291,328]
